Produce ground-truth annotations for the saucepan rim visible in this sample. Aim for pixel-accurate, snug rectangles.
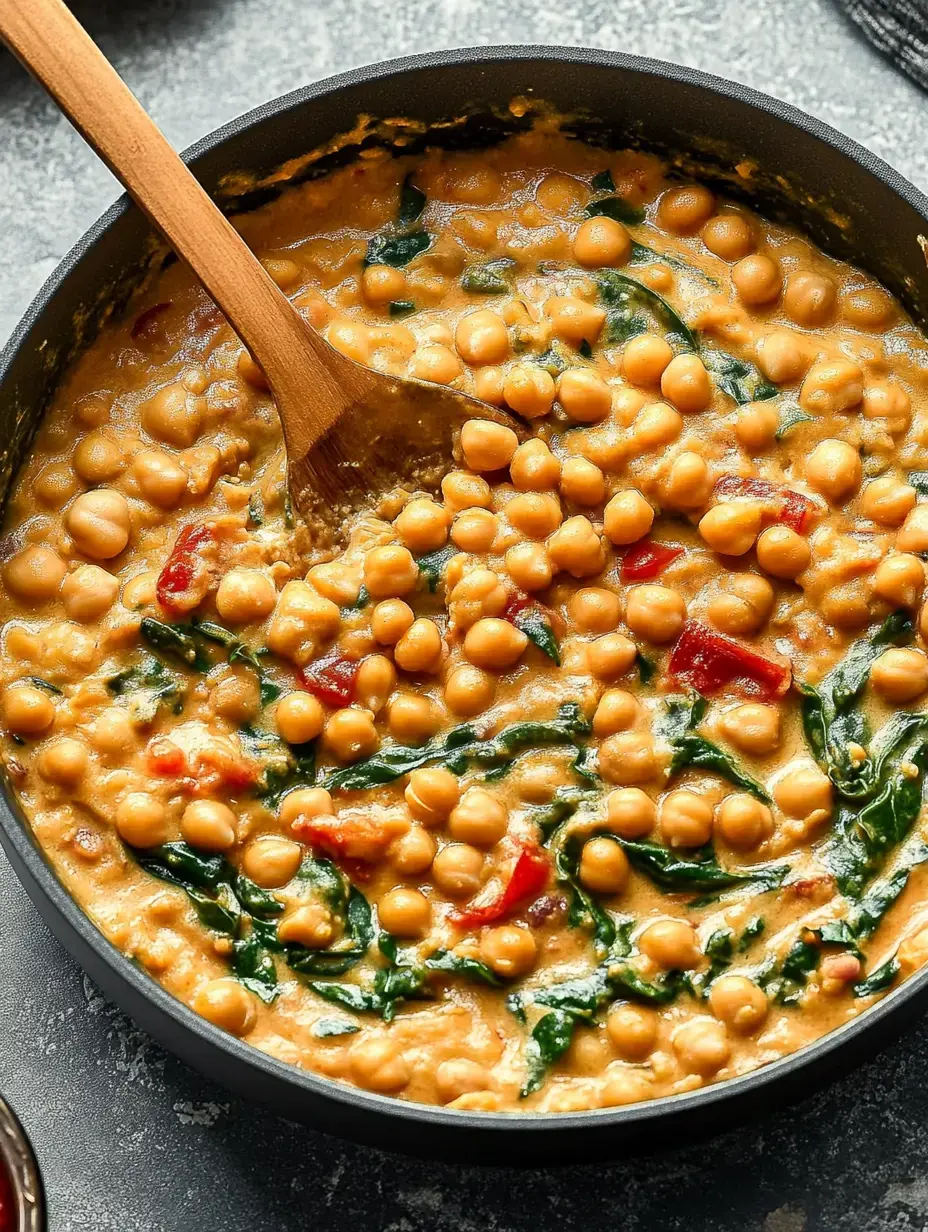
[2,43,928,1146]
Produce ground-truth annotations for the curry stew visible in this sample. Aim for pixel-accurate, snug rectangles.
[3,127,928,1114]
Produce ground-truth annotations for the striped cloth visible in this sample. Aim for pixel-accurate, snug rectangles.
[840,0,928,89]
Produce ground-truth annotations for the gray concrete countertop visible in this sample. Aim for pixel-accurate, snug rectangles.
[2,2,928,1228]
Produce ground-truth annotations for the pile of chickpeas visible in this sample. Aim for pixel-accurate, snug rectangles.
[3,129,928,1111]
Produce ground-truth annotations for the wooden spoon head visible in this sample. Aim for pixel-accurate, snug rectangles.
[287,373,527,550]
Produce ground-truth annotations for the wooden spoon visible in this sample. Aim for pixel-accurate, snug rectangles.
[0,0,524,544]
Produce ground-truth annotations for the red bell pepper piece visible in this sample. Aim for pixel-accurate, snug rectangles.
[300,651,360,708]
[450,842,551,929]
[713,475,816,533]
[620,538,684,582]
[503,591,534,623]
[669,620,791,699]
[292,812,404,864]
[156,524,217,613]
[147,739,187,776]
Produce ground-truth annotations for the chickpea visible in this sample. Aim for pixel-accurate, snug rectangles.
[510,438,561,490]
[121,570,157,611]
[181,800,237,852]
[606,787,656,838]
[660,789,714,848]
[352,655,395,715]
[573,214,631,268]
[720,702,781,757]
[560,457,605,506]
[90,707,133,757]
[362,263,406,305]
[441,471,492,511]
[579,836,629,894]
[773,762,833,818]
[390,825,436,875]
[709,975,768,1034]
[607,1004,658,1059]
[460,419,519,472]
[699,500,762,556]
[386,694,438,744]
[435,1059,493,1105]
[470,367,504,406]
[371,599,415,646]
[463,618,527,671]
[131,449,187,509]
[363,544,419,598]
[588,632,638,681]
[1,683,55,735]
[841,285,896,330]
[193,978,257,1037]
[394,618,444,674]
[64,489,131,559]
[444,663,496,716]
[662,451,713,511]
[277,902,335,948]
[755,330,809,384]
[506,492,563,539]
[33,462,81,511]
[431,842,484,898]
[348,1037,410,1093]
[72,432,123,484]
[701,213,754,261]
[455,310,510,366]
[278,786,333,828]
[708,573,774,636]
[783,270,837,328]
[862,382,911,425]
[660,354,712,414]
[411,343,463,385]
[871,647,928,703]
[623,334,673,387]
[799,359,864,416]
[625,584,686,643]
[141,382,202,447]
[632,402,683,450]
[805,439,862,505]
[506,542,553,591]
[240,837,302,889]
[448,787,508,847]
[874,554,925,608]
[820,585,871,632]
[544,296,606,347]
[734,404,778,453]
[639,918,700,969]
[503,364,556,419]
[405,766,460,825]
[897,505,928,555]
[115,792,170,848]
[599,732,657,785]
[378,886,431,938]
[556,369,612,423]
[569,587,620,634]
[673,1018,731,1076]
[479,925,537,977]
[732,253,782,306]
[324,708,379,761]
[275,692,324,745]
[38,737,88,786]
[448,569,508,631]
[658,184,715,234]
[547,515,605,578]
[393,498,450,554]
[212,669,260,724]
[603,489,654,545]
[451,508,498,552]
[756,525,811,579]
[215,569,276,626]
[58,564,118,623]
[716,793,773,850]
[590,690,637,738]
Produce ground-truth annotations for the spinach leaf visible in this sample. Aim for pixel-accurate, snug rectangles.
[424,949,501,986]
[590,170,616,193]
[20,675,62,695]
[136,841,232,890]
[239,726,316,806]
[282,857,375,977]
[585,197,645,226]
[311,1017,360,1038]
[533,785,600,843]
[232,930,279,1002]
[552,830,618,955]
[597,270,697,352]
[107,655,184,723]
[521,1009,578,1097]
[388,300,416,318]
[365,231,431,268]
[798,610,914,799]
[193,619,281,706]
[517,611,560,665]
[702,348,777,405]
[853,955,900,998]
[907,471,928,496]
[636,651,657,686]
[324,702,592,793]
[461,259,515,295]
[140,618,210,671]
[847,840,928,939]
[247,491,264,527]
[614,838,787,894]
[397,176,426,229]
[776,405,814,440]
[416,544,458,592]
[662,693,770,800]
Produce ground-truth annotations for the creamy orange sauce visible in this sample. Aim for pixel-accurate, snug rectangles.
[3,125,928,1114]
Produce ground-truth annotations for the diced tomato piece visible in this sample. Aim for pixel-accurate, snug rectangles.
[292,812,405,863]
[147,739,187,776]
[503,590,534,623]
[156,524,217,614]
[131,301,173,345]
[669,620,791,699]
[713,475,817,533]
[300,652,360,708]
[620,538,684,582]
[196,744,258,794]
[450,842,551,929]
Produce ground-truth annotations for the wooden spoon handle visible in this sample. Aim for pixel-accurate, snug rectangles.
[0,0,351,438]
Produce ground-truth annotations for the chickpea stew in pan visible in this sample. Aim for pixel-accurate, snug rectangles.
[4,123,928,1114]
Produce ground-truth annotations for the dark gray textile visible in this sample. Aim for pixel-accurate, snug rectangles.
[839,0,928,88]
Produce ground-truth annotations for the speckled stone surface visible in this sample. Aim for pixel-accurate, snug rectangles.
[3,2,928,1229]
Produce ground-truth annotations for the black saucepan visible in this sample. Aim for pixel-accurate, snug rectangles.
[2,47,928,1165]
